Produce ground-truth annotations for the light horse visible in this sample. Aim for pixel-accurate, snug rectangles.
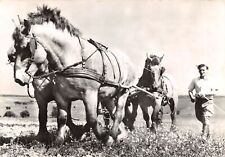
[125,54,178,132]
[11,6,137,145]
[8,46,86,143]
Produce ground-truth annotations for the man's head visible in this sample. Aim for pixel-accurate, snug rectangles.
[197,64,208,78]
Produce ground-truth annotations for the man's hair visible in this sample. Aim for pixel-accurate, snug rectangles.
[197,64,209,70]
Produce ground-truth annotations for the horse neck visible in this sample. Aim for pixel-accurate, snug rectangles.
[32,23,83,70]
[137,68,154,87]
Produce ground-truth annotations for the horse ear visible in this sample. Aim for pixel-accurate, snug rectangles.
[17,15,22,24]
[160,54,164,62]
[160,67,165,75]
[23,19,31,35]
[56,10,61,16]
[146,53,152,62]
[12,19,18,27]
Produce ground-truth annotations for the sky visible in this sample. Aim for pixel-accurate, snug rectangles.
[0,0,224,95]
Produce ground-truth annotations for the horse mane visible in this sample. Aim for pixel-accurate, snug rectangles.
[27,5,82,37]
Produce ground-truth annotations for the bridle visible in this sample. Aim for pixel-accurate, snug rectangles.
[143,58,164,91]
[12,34,52,98]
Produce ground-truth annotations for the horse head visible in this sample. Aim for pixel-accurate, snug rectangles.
[138,54,165,90]
[11,19,47,86]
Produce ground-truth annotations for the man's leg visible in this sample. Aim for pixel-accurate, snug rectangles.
[195,102,207,137]
[195,104,204,123]
[202,115,211,139]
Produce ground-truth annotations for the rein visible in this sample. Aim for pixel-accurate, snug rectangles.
[27,77,35,98]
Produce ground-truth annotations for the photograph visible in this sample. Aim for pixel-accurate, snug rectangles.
[0,0,225,156]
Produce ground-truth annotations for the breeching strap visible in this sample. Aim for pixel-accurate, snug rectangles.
[132,85,157,99]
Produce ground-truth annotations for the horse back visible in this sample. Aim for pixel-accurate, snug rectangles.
[162,74,178,100]
[83,39,137,87]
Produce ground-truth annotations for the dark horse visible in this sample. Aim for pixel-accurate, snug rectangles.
[10,6,137,145]
[125,54,178,132]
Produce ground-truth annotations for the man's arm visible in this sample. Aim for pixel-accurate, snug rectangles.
[188,90,196,103]
[188,79,196,103]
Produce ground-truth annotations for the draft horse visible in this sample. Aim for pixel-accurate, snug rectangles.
[11,6,137,145]
[125,54,178,132]
[8,46,86,143]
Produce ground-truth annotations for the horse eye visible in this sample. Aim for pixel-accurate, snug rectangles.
[14,45,19,50]
[8,55,16,62]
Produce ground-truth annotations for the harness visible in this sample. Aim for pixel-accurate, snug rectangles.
[141,66,171,105]
[26,35,130,91]
[159,76,170,106]
[24,34,164,101]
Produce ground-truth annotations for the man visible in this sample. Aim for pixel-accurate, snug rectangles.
[188,64,217,139]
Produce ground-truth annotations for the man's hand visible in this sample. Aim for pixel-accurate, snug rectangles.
[195,93,209,101]
[195,93,205,98]
[188,90,196,103]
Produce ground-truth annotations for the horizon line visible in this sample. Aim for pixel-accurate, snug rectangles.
[0,94,225,97]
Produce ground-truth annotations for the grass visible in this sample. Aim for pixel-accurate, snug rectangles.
[0,95,225,156]
[0,126,224,157]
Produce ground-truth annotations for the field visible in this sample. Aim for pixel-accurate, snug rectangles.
[0,95,225,156]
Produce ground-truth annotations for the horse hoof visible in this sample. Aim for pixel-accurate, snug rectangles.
[70,125,85,139]
[117,131,128,142]
[36,131,51,143]
[80,132,91,141]
[127,125,135,131]
[170,126,177,132]
[54,137,64,146]
[150,128,156,134]
[106,136,114,146]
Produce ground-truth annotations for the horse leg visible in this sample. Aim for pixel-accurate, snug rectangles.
[150,97,162,133]
[109,92,129,143]
[122,99,136,131]
[169,98,177,131]
[140,104,151,129]
[122,101,130,129]
[66,102,84,139]
[157,107,163,126]
[83,90,108,143]
[101,98,128,144]
[54,95,70,145]
[80,101,108,141]
[35,96,50,143]
[127,100,139,131]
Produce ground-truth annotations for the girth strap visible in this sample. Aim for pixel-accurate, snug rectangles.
[58,67,129,89]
